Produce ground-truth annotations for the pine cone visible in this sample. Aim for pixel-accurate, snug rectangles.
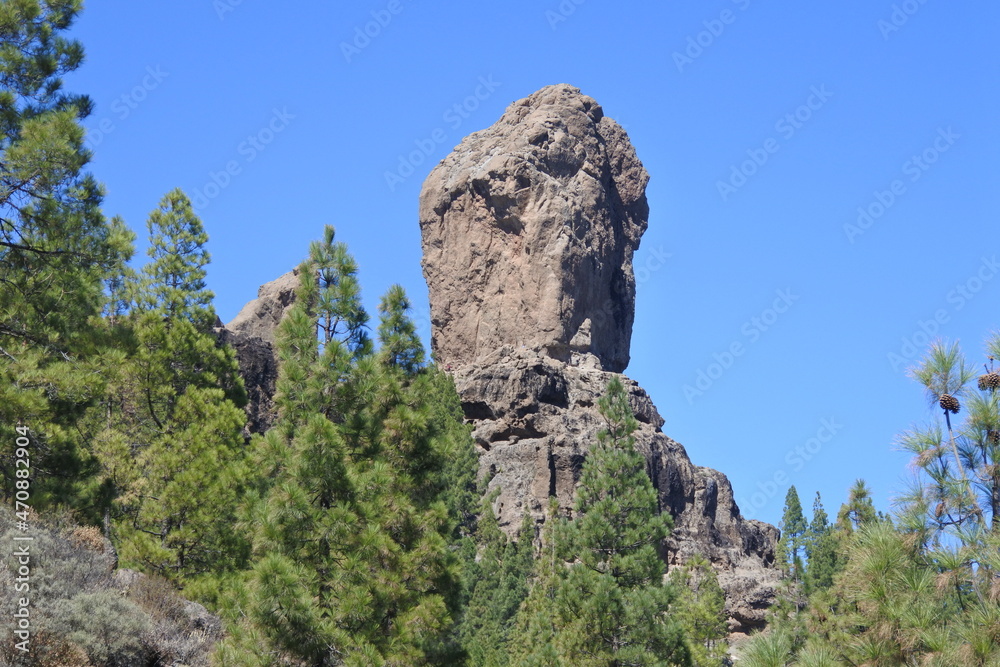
[939,394,960,414]
[979,372,1000,391]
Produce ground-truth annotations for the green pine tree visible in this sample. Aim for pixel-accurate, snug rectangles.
[668,554,729,667]
[508,499,564,667]
[777,486,807,579]
[512,378,691,666]
[0,0,133,515]
[460,496,535,666]
[108,189,248,582]
[424,365,479,545]
[910,340,983,524]
[803,492,840,593]
[220,227,465,665]
[835,479,878,533]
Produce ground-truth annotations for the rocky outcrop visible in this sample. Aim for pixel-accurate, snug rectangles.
[218,270,299,434]
[220,83,780,631]
[226,270,299,345]
[420,84,780,631]
[420,83,648,373]
[450,345,778,631]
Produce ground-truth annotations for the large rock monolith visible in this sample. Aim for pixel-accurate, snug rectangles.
[419,84,780,632]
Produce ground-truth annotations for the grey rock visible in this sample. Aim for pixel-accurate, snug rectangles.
[217,327,279,435]
[226,270,299,345]
[221,84,782,631]
[452,346,779,632]
[218,271,299,434]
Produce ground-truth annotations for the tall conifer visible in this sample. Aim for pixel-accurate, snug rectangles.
[222,227,464,665]
[110,189,247,581]
[511,378,691,666]
[0,0,133,513]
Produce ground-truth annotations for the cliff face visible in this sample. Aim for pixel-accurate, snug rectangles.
[419,84,780,631]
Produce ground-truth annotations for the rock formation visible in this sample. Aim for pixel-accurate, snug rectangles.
[217,270,299,434]
[420,83,647,373]
[222,83,781,632]
[419,84,780,631]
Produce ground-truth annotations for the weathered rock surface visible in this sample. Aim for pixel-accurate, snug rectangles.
[218,270,299,434]
[420,83,649,373]
[227,270,299,345]
[420,84,780,631]
[452,345,779,631]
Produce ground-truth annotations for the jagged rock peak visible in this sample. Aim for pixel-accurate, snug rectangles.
[450,345,779,632]
[420,83,649,373]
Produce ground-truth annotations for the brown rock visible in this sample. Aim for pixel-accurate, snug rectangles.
[420,84,780,632]
[420,83,648,373]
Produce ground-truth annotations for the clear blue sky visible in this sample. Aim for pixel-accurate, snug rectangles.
[67,1,999,529]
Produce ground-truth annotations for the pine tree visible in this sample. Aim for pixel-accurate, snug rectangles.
[508,499,564,667]
[460,498,535,666]
[108,189,248,581]
[910,340,983,523]
[777,486,807,579]
[221,227,465,665]
[668,555,728,667]
[836,479,878,532]
[0,0,133,514]
[424,365,479,545]
[900,337,1000,537]
[512,378,691,666]
[803,492,840,593]
[378,283,424,374]
[741,337,1000,665]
